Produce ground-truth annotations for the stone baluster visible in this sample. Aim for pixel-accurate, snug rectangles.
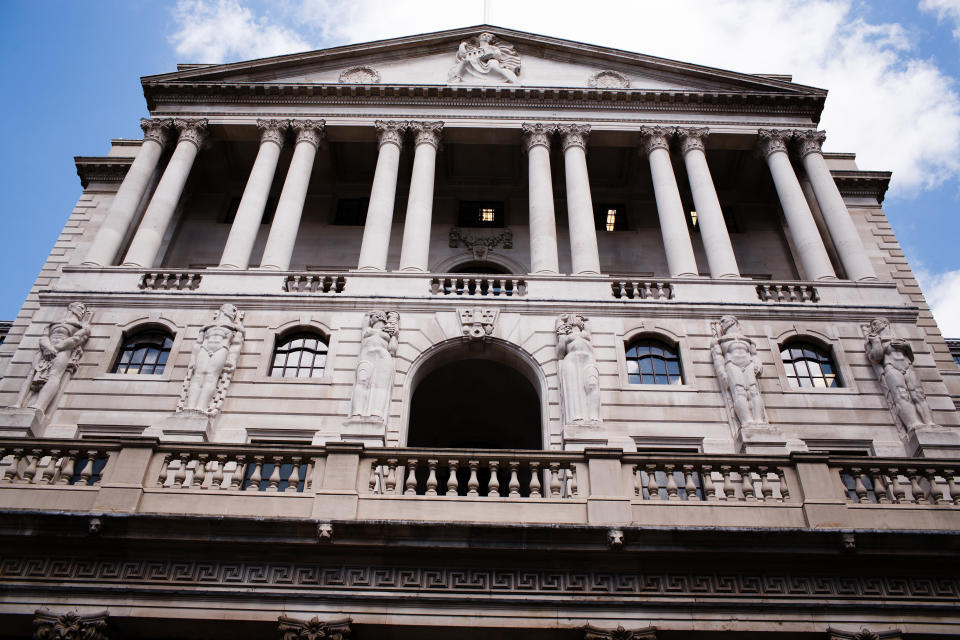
[1,449,19,483]
[213,455,227,490]
[194,454,208,489]
[399,122,443,272]
[369,461,380,493]
[529,461,542,498]
[794,130,876,281]
[633,465,642,496]
[701,465,717,501]
[173,453,190,489]
[487,460,501,497]
[219,119,289,269]
[385,458,398,494]
[683,464,699,501]
[868,467,890,504]
[522,123,560,274]
[508,461,520,497]
[720,465,736,501]
[122,119,208,267]
[567,464,578,497]
[558,124,601,274]
[907,468,926,504]
[286,457,301,493]
[849,467,869,503]
[425,459,439,496]
[231,455,246,490]
[246,456,263,492]
[646,464,660,500]
[266,456,283,492]
[156,453,171,487]
[58,450,78,485]
[358,121,407,270]
[665,464,680,500]
[467,460,480,496]
[757,129,836,281]
[260,120,325,270]
[945,469,960,505]
[740,466,757,502]
[19,450,39,484]
[677,127,740,278]
[404,459,419,495]
[40,451,59,485]
[888,468,906,503]
[446,459,459,496]
[548,462,562,498]
[926,468,946,505]
[640,126,699,277]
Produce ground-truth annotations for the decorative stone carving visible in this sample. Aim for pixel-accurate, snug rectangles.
[606,528,624,549]
[862,318,936,432]
[16,302,91,417]
[338,65,381,84]
[676,126,709,154]
[556,314,601,425]
[409,120,443,148]
[278,616,351,640]
[257,119,289,146]
[711,315,768,429]
[583,624,657,640]
[521,122,555,152]
[448,227,513,261]
[588,70,631,89]
[139,117,172,147]
[177,303,245,417]
[448,32,521,84]
[794,128,827,158]
[349,310,399,421]
[374,120,408,149]
[316,522,333,542]
[172,118,208,149]
[458,307,498,342]
[290,119,326,149]
[33,608,109,640]
[827,628,902,640]
[757,128,792,158]
[558,123,590,152]
[639,125,673,155]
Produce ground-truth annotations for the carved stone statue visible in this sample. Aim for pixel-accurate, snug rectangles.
[863,317,936,432]
[349,310,399,421]
[447,32,521,84]
[711,315,768,428]
[556,314,601,425]
[177,303,244,417]
[16,302,91,416]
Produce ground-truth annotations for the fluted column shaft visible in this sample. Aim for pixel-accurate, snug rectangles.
[122,119,208,268]
[641,126,699,278]
[677,128,739,278]
[219,120,288,269]
[398,122,442,272]
[796,130,876,281]
[522,123,559,274]
[84,119,171,266]
[358,121,407,271]
[758,129,836,281]
[559,125,601,275]
[259,120,325,270]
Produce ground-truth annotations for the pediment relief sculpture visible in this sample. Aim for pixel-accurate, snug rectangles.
[177,303,245,417]
[588,70,631,89]
[338,65,381,84]
[448,32,521,85]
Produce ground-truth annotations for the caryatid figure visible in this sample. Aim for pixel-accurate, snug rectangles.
[349,310,400,421]
[178,303,244,416]
[556,314,601,425]
[711,315,768,428]
[17,301,92,415]
[863,317,936,430]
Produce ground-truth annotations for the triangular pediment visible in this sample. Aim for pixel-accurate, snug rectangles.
[144,25,824,96]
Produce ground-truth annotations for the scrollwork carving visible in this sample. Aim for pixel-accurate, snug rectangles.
[139,118,172,147]
[338,65,381,84]
[521,122,556,152]
[588,70,631,89]
[676,127,709,154]
[257,119,290,147]
[177,303,245,417]
[173,118,209,149]
[33,609,109,640]
[290,119,326,149]
[409,121,443,148]
[794,129,827,158]
[584,624,657,640]
[757,128,792,158]
[374,120,408,149]
[278,616,351,640]
[448,32,521,84]
[558,124,591,152]
[639,125,673,155]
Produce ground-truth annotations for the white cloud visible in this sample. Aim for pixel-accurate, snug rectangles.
[170,0,311,63]
[915,268,960,337]
[921,0,960,40]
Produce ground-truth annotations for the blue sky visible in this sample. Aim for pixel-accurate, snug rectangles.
[1,0,959,331]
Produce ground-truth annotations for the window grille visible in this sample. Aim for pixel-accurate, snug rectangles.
[271,332,328,378]
[111,330,173,375]
[626,339,683,385]
[780,342,841,388]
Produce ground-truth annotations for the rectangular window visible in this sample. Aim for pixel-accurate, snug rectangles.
[593,204,628,231]
[458,201,504,228]
[333,198,369,225]
[222,196,276,225]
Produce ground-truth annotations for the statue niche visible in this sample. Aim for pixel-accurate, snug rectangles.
[177,303,245,417]
[556,313,601,425]
[447,32,521,85]
[349,310,399,422]
[711,315,768,429]
[863,317,936,433]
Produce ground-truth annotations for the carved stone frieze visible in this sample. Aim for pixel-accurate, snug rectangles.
[827,628,902,640]
[409,120,443,148]
[448,32,521,84]
[349,310,399,422]
[177,303,245,418]
[33,609,109,640]
[278,616,351,640]
[338,65,381,84]
[588,70,631,89]
[583,624,656,640]
[257,119,290,147]
[639,125,673,155]
[290,119,326,149]
[558,124,591,152]
[556,313,601,425]
[448,227,513,261]
[676,126,709,154]
[457,307,498,342]
[757,128,793,158]
[139,117,172,147]
[795,128,827,158]
[521,122,555,152]
[173,118,209,148]
[374,120,408,149]
[710,315,768,430]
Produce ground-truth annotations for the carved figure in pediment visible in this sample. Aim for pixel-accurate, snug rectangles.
[177,303,244,416]
[556,314,601,424]
[711,315,767,428]
[350,310,399,421]
[17,302,91,416]
[448,32,521,84]
[863,317,936,432]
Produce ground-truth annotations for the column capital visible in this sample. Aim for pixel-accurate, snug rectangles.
[521,122,556,152]
[639,125,674,155]
[757,128,793,158]
[375,120,409,149]
[257,119,290,147]
[794,129,827,158]
[676,127,710,154]
[410,121,444,148]
[139,118,172,147]
[173,118,209,149]
[558,123,590,151]
[290,119,326,148]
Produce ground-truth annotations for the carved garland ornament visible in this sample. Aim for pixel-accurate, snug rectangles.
[588,70,631,89]
[338,65,381,84]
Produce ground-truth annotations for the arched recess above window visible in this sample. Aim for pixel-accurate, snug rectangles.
[111,328,174,375]
[271,331,328,378]
[625,337,683,385]
[780,339,842,388]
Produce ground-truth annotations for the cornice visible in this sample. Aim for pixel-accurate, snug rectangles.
[74,156,133,189]
[831,170,892,204]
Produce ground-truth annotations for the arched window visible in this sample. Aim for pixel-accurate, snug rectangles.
[271,332,328,378]
[780,341,841,388]
[626,338,683,385]
[111,329,173,374]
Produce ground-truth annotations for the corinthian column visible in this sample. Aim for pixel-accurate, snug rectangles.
[84,118,171,266]
[398,121,443,272]
[259,120,325,270]
[122,118,208,268]
[640,126,699,278]
[795,130,876,281]
[558,124,601,275]
[358,121,407,271]
[677,127,739,278]
[758,129,836,281]
[219,120,289,269]
[522,123,559,274]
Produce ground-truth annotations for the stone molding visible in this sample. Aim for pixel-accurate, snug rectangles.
[139,117,172,147]
[639,125,672,155]
[338,65,380,84]
[795,128,827,158]
[521,122,556,152]
[173,118,209,149]
[290,119,326,149]
[757,128,793,158]
[409,120,444,148]
[558,123,590,151]
[827,628,902,640]
[831,170,891,203]
[257,119,290,147]
[588,70,631,89]
[676,126,709,154]
[374,120,408,149]
[33,608,109,640]
[75,157,133,189]
[278,615,351,640]
[583,624,657,640]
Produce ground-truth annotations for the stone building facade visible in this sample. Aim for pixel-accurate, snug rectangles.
[0,26,959,639]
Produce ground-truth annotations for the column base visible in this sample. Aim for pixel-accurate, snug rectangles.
[0,407,43,437]
[905,425,960,458]
[145,411,211,443]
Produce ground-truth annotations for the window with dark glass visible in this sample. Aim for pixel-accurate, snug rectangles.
[222,196,276,224]
[593,204,628,231]
[271,332,328,378]
[333,198,369,225]
[626,339,683,385]
[111,329,173,375]
[780,341,841,388]
[458,201,504,228]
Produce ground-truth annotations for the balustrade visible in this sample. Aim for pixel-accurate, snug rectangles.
[139,271,202,290]
[283,273,346,293]
[430,276,527,297]
[630,458,791,503]
[610,280,674,300]
[157,447,311,493]
[756,282,819,303]
[839,463,960,506]
[0,445,109,486]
